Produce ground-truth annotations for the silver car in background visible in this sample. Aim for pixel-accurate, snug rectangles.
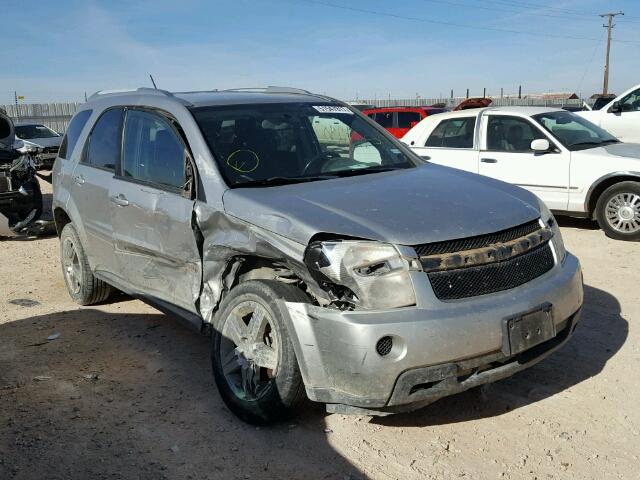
[14,123,62,169]
[52,87,583,424]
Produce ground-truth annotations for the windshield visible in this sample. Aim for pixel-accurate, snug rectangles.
[15,124,60,140]
[190,102,418,187]
[532,111,619,151]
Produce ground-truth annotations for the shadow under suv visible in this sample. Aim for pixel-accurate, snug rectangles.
[52,87,583,423]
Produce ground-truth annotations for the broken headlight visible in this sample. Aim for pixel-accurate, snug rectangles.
[305,240,421,309]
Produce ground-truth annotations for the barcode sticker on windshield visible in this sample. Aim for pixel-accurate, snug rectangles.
[313,106,353,114]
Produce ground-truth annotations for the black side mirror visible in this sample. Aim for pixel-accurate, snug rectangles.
[609,101,622,114]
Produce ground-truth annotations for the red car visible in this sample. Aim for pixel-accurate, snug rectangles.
[363,106,448,138]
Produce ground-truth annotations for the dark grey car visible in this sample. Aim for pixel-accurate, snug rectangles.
[52,87,583,423]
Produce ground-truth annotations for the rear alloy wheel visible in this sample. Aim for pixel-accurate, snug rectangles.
[596,181,640,241]
[211,280,308,424]
[59,223,113,304]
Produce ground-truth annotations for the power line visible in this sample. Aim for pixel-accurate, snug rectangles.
[576,28,606,95]
[478,0,596,17]
[420,0,604,22]
[290,0,640,43]
[476,0,640,22]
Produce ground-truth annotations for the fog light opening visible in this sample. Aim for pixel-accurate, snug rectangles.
[376,336,393,357]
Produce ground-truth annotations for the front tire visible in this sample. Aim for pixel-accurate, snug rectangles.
[60,223,113,305]
[211,280,308,424]
[595,181,640,241]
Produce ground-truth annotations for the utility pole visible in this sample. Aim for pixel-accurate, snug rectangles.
[600,11,624,95]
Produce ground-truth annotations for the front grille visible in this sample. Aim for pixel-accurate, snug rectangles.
[414,219,541,256]
[428,243,554,300]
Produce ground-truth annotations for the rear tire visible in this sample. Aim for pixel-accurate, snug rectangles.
[211,280,308,424]
[595,181,640,241]
[60,223,113,305]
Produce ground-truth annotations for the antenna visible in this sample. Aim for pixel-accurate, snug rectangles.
[149,74,158,89]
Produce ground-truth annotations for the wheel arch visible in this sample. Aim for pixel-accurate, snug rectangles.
[585,172,640,217]
[53,206,72,237]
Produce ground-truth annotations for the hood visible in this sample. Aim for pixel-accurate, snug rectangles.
[20,136,62,149]
[573,142,640,160]
[222,164,542,246]
[601,142,640,159]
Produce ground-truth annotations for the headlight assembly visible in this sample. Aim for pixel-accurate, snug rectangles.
[305,240,421,310]
[17,143,39,154]
[539,203,566,263]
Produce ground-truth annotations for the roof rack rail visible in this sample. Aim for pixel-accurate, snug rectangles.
[223,86,313,95]
[87,87,174,101]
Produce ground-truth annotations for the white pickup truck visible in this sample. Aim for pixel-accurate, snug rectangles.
[402,106,640,241]
[577,84,640,143]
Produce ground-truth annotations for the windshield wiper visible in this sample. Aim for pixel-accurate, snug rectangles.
[570,139,620,148]
[233,175,338,188]
[333,165,411,178]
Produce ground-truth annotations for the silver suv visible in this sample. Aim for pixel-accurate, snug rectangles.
[52,87,583,423]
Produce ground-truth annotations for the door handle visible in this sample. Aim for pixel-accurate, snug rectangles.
[481,158,498,163]
[72,174,85,185]
[110,194,129,207]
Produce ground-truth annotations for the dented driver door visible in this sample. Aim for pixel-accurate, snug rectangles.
[108,108,201,313]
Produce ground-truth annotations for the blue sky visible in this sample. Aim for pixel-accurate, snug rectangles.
[1,0,639,103]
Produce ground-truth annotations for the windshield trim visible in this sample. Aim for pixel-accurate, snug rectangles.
[189,101,422,189]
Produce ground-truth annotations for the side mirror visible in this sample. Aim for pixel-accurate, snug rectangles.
[609,101,622,113]
[409,121,419,128]
[531,139,550,153]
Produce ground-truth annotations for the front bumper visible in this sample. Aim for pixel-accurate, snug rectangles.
[282,252,583,411]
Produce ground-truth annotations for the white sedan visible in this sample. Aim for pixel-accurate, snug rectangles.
[402,106,640,241]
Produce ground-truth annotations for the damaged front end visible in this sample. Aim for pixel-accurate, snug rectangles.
[0,111,43,237]
[303,239,422,310]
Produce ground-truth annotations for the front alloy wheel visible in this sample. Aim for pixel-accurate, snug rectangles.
[596,181,640,241]
[211,280,308,424]
[220,300,279,401]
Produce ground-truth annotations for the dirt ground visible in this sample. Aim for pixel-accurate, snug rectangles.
[1,180,638,480]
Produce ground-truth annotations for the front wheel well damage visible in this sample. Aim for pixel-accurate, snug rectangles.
[203,255,313,324]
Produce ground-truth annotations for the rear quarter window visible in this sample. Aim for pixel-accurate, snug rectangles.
[58,109,92,159]
[83,108,124,171]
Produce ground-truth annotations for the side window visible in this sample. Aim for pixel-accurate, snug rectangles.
[84,108,123,170]
[425,117,476,148]
[486,116,545,153]
[122,110,186,190]
[374,112,393,128]
[59,109,92,159]
[621,88,640,112]
[397,111,422,129]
